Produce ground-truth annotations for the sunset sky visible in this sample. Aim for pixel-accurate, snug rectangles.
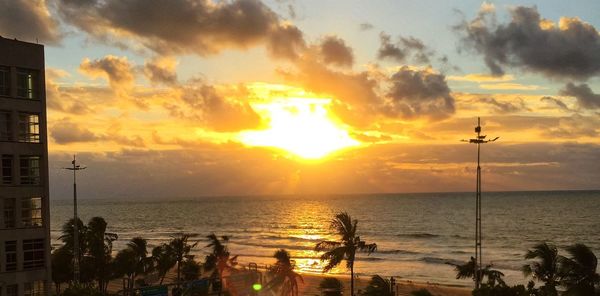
[1,0,599,199]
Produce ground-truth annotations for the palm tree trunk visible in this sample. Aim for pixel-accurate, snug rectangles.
[350,263,354,296]
[177,261,181,286]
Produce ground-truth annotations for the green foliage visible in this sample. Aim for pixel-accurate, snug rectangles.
[315,212,377,296]
[318,277,344,292]
[266,249,303,296]
[472,284,529,296]
[360,275,392,296]
[60,285,103,296]
[410,288,434,296]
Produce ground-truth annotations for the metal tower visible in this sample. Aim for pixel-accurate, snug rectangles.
[63,155,86,284]
[462,117,498,289]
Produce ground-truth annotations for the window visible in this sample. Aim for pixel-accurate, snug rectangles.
[22,197,43,227]
[2,155,13,185]
[17,69,38,99]
[6,284,18,296]
[0,66,9,96]
[0,111,11,141]
[20,156,40,185]
[18,113,40,143]
[24,281,45,296]
[3,198,16,228]
[5,240,17,271]
[23,239,45,269]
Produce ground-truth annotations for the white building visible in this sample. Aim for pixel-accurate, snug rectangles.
[0,36,51,296]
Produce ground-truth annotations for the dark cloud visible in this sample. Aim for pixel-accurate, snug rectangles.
[359,23,374,31]
[143,58,178,86]
[47,142,600,199]
[79,55,135,92]
[319,36,354,67]
[540,96,572,112]
[52,119,100,144]
[384,67,455,120]
[479,97,529,114]
[377,32,433,64]
[560,83,600,109]
[56,0,305,59]
[266,24,306,60]
[0,0,61,44]
[456,5,600,79]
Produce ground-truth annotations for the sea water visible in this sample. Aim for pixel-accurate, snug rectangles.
[50,191,600,286]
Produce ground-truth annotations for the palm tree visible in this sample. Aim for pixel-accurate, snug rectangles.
[448,257,505,288]
[522,242,562,296]
[51,246,73,294]
[86,217,118,293]
[168,233,198,285]
[151,244,177,284]
[318,278,343,296]
[315,212,377,296]
[560,243,600,296]
[361,275,392,296]
[114,237,150,294]
[205,233,237,295]
[266,249,303,296]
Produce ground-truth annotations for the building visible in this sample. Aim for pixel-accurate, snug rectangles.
[0,37,51,296]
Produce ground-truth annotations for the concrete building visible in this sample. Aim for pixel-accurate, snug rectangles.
[0,37,51,296]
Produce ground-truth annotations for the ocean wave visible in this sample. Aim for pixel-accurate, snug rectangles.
[397,233,440,239]
[378,249,420,255]
[420,257,463,266]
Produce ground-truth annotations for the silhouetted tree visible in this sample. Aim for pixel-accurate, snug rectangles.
[114,237,150,294]
[205,233,237,295]
[86,217,118,293]
[181,256,203,281]
[315,212,377,296]
[151,244,177,284]
[522,243,562,296]
[318,277,343,296]
[361,275,392,296]
[51,246,72,294]
[266,249,303,296]
[168,233,198,285]
[560,243,600,296]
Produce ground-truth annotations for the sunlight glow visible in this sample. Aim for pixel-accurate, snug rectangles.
[239,98,359,159]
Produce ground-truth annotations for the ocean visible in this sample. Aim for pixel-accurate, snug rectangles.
[50,191,600,287]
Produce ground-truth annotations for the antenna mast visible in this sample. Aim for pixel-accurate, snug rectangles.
[462,117,498,289]
[63,155,87,284]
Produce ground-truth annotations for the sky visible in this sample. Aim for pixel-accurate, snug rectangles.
[1,0,599,199]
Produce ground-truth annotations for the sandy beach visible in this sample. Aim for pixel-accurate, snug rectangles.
[105,267,471,296]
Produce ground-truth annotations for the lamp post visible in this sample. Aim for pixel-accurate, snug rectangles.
[63,155,86,284]
[462,117,498,289]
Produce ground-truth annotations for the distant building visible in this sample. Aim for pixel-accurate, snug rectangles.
[0,37,51,296]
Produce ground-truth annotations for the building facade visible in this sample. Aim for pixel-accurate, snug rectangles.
[0,37,51,296]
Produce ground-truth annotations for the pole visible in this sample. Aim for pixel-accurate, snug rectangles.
[63,155,86,285]
[462,117,498,290]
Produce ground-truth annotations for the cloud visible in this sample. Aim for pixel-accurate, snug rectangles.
[559,83,600,109]
[56,0,305,59]
[540,96,572,112]
[171,81,263,132]
[448,73,515,82]
[266,23,306,60]
[456,5,600,79]
[359,23,374,31]
[377,32,433,64]
[384,66,455,120]
[319,35,354,67]
[0,0,61,44]
[542,114,599,138]
[478,97,529,114]
[52,119,100,144]
[143,57,178,86]
[79,55,135,93]
[479,82,541,91]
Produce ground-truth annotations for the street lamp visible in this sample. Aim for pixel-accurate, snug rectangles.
[462,117,498,289]
[62,155,86,284]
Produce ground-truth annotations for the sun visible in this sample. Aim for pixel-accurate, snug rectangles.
[239,97,359,159]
